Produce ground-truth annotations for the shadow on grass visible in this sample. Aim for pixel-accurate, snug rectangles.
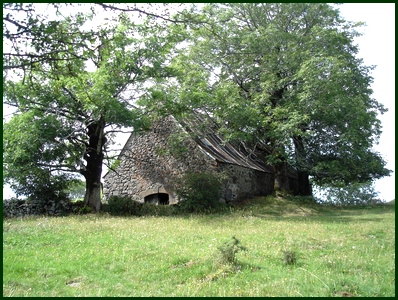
[244,205,395,223]
[189,196,395,224]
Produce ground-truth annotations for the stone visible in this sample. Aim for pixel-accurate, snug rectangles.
[103,115,275,205]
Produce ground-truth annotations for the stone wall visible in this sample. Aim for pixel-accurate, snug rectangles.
[3,198,71,218]
[103,116,274,204]
[218,163,274,202]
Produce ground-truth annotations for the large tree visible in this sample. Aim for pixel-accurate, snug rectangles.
[3,3,184,211]
[150,3,390,195]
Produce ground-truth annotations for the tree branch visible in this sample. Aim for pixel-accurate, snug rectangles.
[94,3,193,24]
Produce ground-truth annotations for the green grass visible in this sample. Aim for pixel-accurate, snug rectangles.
[3,196,395,297]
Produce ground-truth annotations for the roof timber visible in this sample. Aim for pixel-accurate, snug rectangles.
[179,113,273,173]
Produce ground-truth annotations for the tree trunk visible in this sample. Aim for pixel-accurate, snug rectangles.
[84,178,102,212]
[293,135,312,196]
[274,162,290,192]
[296,170,312,196]
[81,117,106,212]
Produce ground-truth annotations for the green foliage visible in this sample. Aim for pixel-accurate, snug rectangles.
[166,3,390,189]
[109,159,121,171]
[106,196,138,216]
[316,181,382,206]
[70,201,92,214]
[167,132,190,159]
[3,3,95,71]
[3,2,391,207]
[154,145,167,157]
[215,236,247,266]
[65,180,86,201]
[3,110,82,197]
[24,175,70,206]
[5,170,72,212]
[105,196,177,216]
[3,3,182,209]
[175,172,223,213]
[2,107,78,209]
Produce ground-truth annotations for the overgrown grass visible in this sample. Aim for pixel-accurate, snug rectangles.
[3,196,395,297]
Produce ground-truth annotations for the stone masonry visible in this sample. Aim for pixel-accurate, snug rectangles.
[103,115,274,204]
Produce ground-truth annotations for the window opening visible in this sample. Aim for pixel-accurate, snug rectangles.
[144,193,169,205]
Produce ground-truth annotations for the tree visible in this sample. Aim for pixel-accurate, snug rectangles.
[3,3,192,71]
[315,181,381,206]
[152,3,390,195]
[65,180,86,201]
[3,3,182,211]
[3,3,99,72]
[3,108,79,201]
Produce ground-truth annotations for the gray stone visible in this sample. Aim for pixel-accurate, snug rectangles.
[103,115,275,205]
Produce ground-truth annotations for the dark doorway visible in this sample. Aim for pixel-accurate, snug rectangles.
[144,193,169,205]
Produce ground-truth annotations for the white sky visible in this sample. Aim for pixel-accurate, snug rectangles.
[3,3,395,201]
[335,3,395,201]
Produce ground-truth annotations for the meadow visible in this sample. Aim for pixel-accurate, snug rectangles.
[3,196,395,297]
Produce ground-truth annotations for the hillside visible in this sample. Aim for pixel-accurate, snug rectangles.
[3,196,395,297]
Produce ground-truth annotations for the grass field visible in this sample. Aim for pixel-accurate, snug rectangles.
[3,196,395,297]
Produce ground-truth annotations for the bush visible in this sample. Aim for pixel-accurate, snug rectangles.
[175,172,223,213]
[106,196,139,216]
[70,201,92,214]
[105,196,178,216]
[7,173,72,212]
[215,236,247,266]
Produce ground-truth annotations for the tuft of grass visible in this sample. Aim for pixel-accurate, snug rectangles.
[3,196,395,297]
[283,250,297,265]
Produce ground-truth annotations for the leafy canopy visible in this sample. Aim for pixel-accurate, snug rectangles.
[3,3,185,204]
[149,3,390,188]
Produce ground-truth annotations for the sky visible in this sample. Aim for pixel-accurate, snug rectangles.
[334,3,395,201]
[2,3,395,202]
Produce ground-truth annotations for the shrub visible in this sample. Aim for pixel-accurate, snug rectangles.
[105,196,180,216]
[7,172,72,212]
[71,200,91,214]
[215,236,247,266]
[175,172,223,213]
[106,196,138,216]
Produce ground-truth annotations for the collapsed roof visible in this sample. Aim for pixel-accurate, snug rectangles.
[112,113,273,175]
[178,114,273,173]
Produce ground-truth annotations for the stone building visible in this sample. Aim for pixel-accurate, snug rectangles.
[103,115,275,205]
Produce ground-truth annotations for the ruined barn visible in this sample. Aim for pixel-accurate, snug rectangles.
[103,115,275,205]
